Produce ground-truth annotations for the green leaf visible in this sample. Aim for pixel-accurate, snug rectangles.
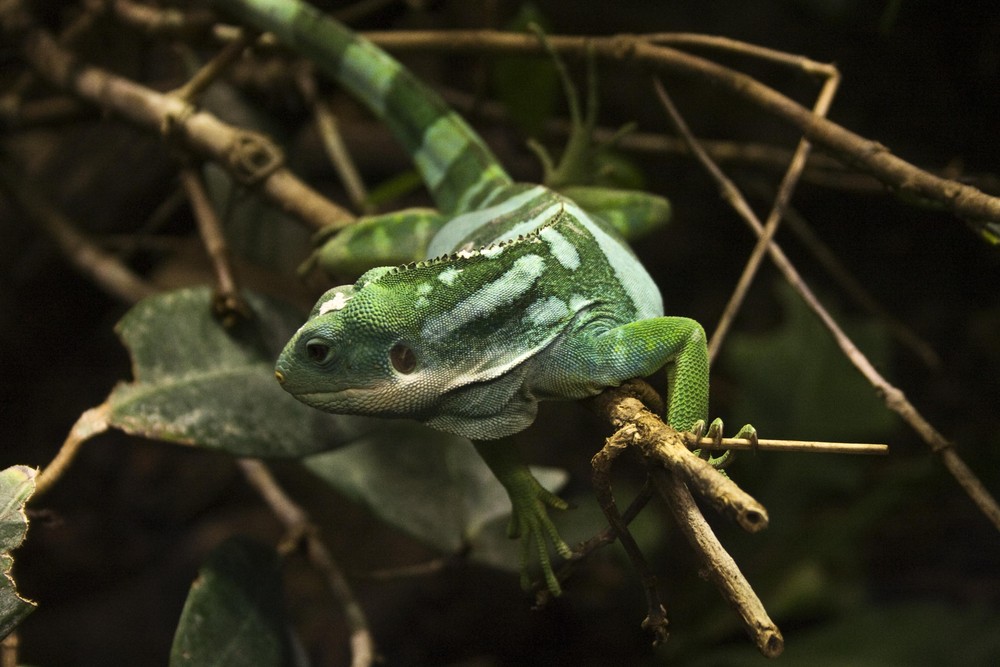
[724,283,896,441]
[304,427,566,556]
[0,465,37,639]
[170,538,293,667]
[108,286,364,457]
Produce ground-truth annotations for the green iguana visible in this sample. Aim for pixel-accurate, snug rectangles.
[219,0,754,595]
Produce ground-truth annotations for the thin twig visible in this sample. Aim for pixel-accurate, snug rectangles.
[645,32,836,78]
[296,66,373,213]
[651,79,1000,532]
[171,27,257,103]
[700,66,840,361]
[592,435,669,644]
[94,0,216,38]
[687,437,887,455]
[177,166,251,325]
[236,459,374,667]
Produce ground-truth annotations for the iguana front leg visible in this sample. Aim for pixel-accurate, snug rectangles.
[574,316,754,440]
[473,438,572,596]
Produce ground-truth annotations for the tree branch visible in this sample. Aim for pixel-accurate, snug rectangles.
[17,26,353,232]
[364,29,1000,239]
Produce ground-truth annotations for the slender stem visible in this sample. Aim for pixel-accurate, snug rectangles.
[296,66,373,214]
[705,68,840,362]
[237,459,375,667]
[177,166,251,325]
[35,404,111,497]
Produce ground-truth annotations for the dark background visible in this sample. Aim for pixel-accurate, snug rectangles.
[2,0,999,664]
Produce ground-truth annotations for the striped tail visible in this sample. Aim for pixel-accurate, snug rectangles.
[217,0,514,215]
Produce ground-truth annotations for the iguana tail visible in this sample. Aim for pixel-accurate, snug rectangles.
[217,0,514,215]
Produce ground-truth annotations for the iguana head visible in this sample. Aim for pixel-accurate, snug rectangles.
[274,265,436,418]
[274,243,569,439]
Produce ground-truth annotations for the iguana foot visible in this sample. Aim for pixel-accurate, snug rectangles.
[502,471,573,595]
[690,418,757,470]
[473,440,572,596]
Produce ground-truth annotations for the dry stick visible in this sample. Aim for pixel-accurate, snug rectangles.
[589,382,780,656]
[704,69,840,362]
[589,384,769,534]
[19,28,353,232]
[688,437,887,455]
[296,67,373,214]
[592,433,669,644]
[653,471,784,658]
[177,166,251,324]
[651,82,1000,532]
[237,460,375,667]
[364,30,1000,232]
[0,163,159,303]
[646,32,836,78]
[171,27,257,103]
[95,0,216,38]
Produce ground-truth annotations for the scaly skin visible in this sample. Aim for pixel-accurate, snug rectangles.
[220,0,745,595]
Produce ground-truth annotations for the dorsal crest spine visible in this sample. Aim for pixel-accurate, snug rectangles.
[372,205,567,283]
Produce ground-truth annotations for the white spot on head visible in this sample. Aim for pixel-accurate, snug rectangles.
[318,291,352,315]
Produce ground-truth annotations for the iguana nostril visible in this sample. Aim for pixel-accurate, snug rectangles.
[274,370,285,384]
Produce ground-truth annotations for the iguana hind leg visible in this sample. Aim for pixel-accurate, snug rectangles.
[473,438,571,596]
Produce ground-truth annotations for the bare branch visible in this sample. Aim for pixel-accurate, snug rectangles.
[364,29,1000,237]
[237,459,374,667]
[18,27,353,232]
[704,66,840,361]
[177,166,252,325]
[653,471,784,657]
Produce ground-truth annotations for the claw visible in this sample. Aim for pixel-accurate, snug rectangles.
[689,419,757,471]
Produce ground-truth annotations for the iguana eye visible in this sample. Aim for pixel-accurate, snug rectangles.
[305,339,333,365]
[389,343,416,374]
